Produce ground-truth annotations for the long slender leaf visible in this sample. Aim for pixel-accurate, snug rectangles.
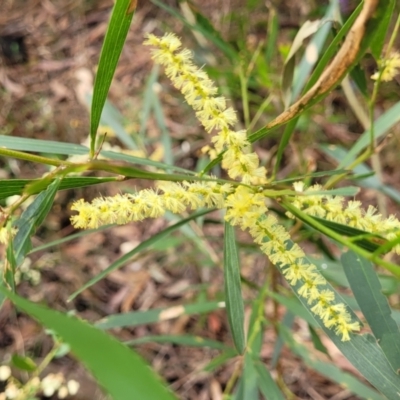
[90,0,135,155]
[233,353,259,400]
[150,0,238,62]
[273,117,299,177]
[0,177,117,200]
[280,325,386,400]
[139,65,159,139]
[224,222,245,354]
[0,135,192,174]
[30,225,113,254]
[68,209,213,301]
[96,301,224,330]
[320,144,400,203]
[342,251,400,374]
[152,92,173,166]
[254,361,285,400]
[127,335,228,350]
[0,287,177,400]
[304,3,362,92]
[86,94,138,150]
[369,0,395,59]
[275,245,400,397]
[337,101,400,168]
[13,178,61,266]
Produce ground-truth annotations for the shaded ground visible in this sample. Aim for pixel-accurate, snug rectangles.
[1,0,400,399]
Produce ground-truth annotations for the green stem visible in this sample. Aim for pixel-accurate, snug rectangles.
[239,67,250,128]
[0,148,75,167]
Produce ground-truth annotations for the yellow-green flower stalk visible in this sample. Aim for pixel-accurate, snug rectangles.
[71,33,363,341]
[143,33,267,185]
[288,182,400,255]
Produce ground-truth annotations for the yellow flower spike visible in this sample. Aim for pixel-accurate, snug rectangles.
[289,182,400,256]
[143,32,267,184]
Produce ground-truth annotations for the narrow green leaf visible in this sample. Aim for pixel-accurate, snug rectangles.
[265,8,278,63]
[82,160,230,185]
[320,144,400,203]
[127,335,228,351]
[13,179,61,266]
[150,0,238,62]
[86,94,138,150]
[254,361,285,400]
[342,251,400,374]
[248,1,384,145]
[338,101,400,168]
[273,117,299,177]
[247,284,268,356]
[0,177,117,200]
[11,355,37,372]
[0,135,88,155]
[1,237,16,306]
[233,353,259,400]
[309,324,330,356]
[274,244,400,397]
[299,186,360,197]
[90,0,135,155]
[68,209,212,301]
[224,222,245,354]
[271,311,295,368]
[280,325,386,400]
[311,216,383,252]
[284,3,335,107]
[304,4,362,92]
[284,201,384,253]
[369,0,395,59]
[152,92,173,166]
[96,301,224,330]
[0,135,192,174]
[268,291,318,328]
[273,168,349,184]
[139,65,159,139]
[0,287,177,400]
[29,225,112,254]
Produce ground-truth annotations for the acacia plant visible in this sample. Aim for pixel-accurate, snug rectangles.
[1,0,400,399]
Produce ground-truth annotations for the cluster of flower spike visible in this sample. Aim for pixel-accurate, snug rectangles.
[70,33,368,341]
[143,33,267,185]
[289,182,400,254]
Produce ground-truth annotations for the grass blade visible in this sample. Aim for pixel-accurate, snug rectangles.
[90,0,136,156]
[0,287,177,400]
[0,177,118,200]
[254,361,285,400]
[337,100,400,168]
[224,222,245,354]
[96,301,224,330]
[280,325,386,400]
[342,251,400,373]
[13,178,61,266]
[127,335,228,350]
